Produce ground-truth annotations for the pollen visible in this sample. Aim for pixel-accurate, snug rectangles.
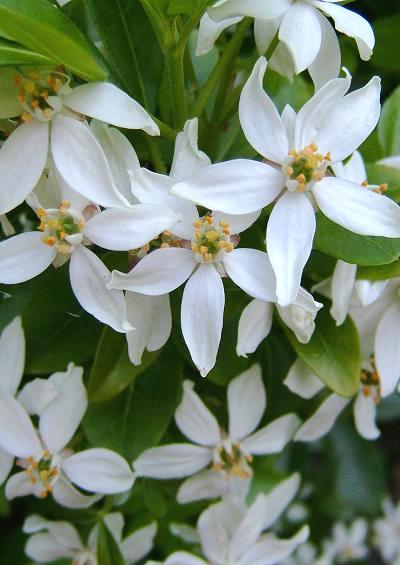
[37,202,84,255]
[284,143,330,193]
[14,70,70,122]
[191,215,233,263]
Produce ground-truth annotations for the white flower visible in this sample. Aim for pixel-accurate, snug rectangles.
[133,365,300,503]
[197,0,374,89]
[282,542,317,565]
[23,513,157,565]
[237,287,322,357]
[373,498,400,564]
[0,366,135,507]
[147,481,309,565]
[172,61,400,307]
[317,519,369,565]
[0,67,159,215]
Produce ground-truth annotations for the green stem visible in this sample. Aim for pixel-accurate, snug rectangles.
[191,17,252,118]
[176,0,210,53]
[165,49,188,129]
[152,116,177,141]
[145,136,167,174]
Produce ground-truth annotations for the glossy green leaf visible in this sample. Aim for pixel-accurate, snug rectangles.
[282,306,361,397]
[0,0,106,81]
[366,163,400,202]
[0,37,56,65]
[96,521,125,565]
[314,213,400,266]
[83,345,183,461]
[143,478,167,517]
[88,326,161,403]
[378,85,400,156]
[85,0,163,110]
[357,259,400,280]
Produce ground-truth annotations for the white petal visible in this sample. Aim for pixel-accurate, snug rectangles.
[181,264,224,377]
[18,378,59,416]
[62,448,135,494]
[0,316,25,395]
[51,114,130,208]
[0,448,13,485]
[5,471,37,499]
[241,414,300,455]
[24,516,83,555]
[120,522,157,565]
[240,526,309,565]
[39,366,87,453]
[354,391,380,440]
[313,177,400,237]
[223,248,277,302]
[175,381,221,446]
[254,17,281,55]
[295,394,350,442]
[171,160,283,214]
[84,205,179,251]
[0,392,41,457]
[313,76,381,163]
[279,4,322,73]
[133,444,213,478]
[355,279,388,307]
[278,287,322,344]
[177,470,229,503]
[230,494,273,560]
[209,0,291,21]
[0,121,48,214]
[25,532,78,562]
[170,118,211,180]
[375,302,400,397]
[196,12,242,56]
[64,83,159,135]
[237,299,273,357]
[269,40,296,81]
[281,104,297,148]
[378,156,400,169]
[108,248,196,295]
[164,552,207,565]
[261,473,301,530]
[126,293,171,365]
[212,210,261,234]
[332,150,367,185]
[308,11,341,90]
[0,231,56,284]
[52,475,102,509]
[69,247,131,333]
[330,260,357,325]
[267,191,316,307]
[284,358,325,399]
[239,57,288,163]
[312,1,375,60]
[197,502,229,564]
[228,364,266,441]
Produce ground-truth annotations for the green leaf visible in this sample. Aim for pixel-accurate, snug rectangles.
[372,14,400,73]
[366,163,400,202]
[85,0,163,110]
[143,478,167,517]
[357,259,400,280]
[0,37,56,65]
[83,345,183,460]
[96,520,125,565]
[88,326,161,403]
[282,306,361,397]
[378,85,400,156]
[0,0,106,81]
[314,213,400,266]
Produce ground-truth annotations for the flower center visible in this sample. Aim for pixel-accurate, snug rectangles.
[360,362,381,405]
[212,440,252,479]
[14,71,70,123]
[283,143,331,192]
[24,450,60,498]
[191,215,233,263]
[38,200,84,254]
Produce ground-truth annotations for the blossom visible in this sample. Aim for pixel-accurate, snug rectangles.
[0,67,159,215]
[133,365,300,503]
[172,61,400,307]
[237,287,322,357]
[147,478,309,565]
[197,0,374,89]
[23,513,157,564]
[316,519,369,565]
[373,498,400,564]
[0,364,135,507]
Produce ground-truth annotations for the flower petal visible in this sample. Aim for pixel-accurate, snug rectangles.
[175,381,221,446]
[197,502,229,564]
[170,118,211,180]
[5,471,37,499]
[332,150,367,185]
[0,121,48,214]
[223,248,277,302]
[0,392,41,457]
[254,17,281,55]
[52,475,103,509]
[308,10,341,90]
[171,160,283,214]
[63,83,159,134]
[0,231,56,284]
[284,358,325,399]
[69,247,131,332]
[241,413,300,455]
[239,57,288,163]
[133,444,213,479]
[209,0,291,21]
[375,302,400,397]
[18,378,59,416]
[240,525,309,565]
[295,394,350,442]
[261,473,301,530]
[62,448,135,494]
[212,210,261,234]
[164,552,207,565]
[0,448,13,485]
[196,12,242,56]
[354,391,380,440]
[181,264,225,377]
[51,114,130,208]
[120,522,157,565]
[313,177,400,237]
[237,299,273,357]
[0,316,25,395]
[267,191,316,307]
[228,364,266,441]
[177,470,228,504]
[330,260,357,325]
[84,205,179,251]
